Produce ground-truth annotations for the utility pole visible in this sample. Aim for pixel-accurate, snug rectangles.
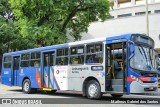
[145,0,149,36]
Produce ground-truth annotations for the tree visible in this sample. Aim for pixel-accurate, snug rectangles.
[0,0,36,53]
[0,1,37,73]
[9,0,111,46]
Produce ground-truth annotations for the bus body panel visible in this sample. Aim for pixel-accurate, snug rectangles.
[127,69,158,93]
[54,66,68,90]
[19,68,41,88]
[13,69,19,86]
[1,68,12,86]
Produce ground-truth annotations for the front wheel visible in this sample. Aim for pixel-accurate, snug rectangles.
[86,80,102,99]
[22,79,34,94]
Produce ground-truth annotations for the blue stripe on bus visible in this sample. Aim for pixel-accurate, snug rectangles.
[54,76,60,90]
[49,77,54,88]
[43,67,48,87]
[49,67,54,88]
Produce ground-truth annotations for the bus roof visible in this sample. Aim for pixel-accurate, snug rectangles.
[3,33,133,56]
[106,33,132,41]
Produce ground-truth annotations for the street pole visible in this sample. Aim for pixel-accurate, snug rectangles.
[145,0,149,36]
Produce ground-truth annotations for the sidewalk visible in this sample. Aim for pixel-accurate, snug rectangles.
[0,83,21,94]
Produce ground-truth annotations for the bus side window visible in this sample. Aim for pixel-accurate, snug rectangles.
[70,46,84,65]
[3,56,12,68]
[56,48,69,66]
[21,53,30,67]
[44,53,49,66]
[30,52,41,67]
[13,57,20,70]
[86,43,103,64]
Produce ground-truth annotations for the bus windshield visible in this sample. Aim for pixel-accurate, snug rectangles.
[130,45,157,71]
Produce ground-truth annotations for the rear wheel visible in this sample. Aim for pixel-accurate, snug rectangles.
[86,80,102,99]
[111,94,123,98]
[22,79,34,94]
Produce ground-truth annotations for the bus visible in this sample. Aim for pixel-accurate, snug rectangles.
[1,33,159,99]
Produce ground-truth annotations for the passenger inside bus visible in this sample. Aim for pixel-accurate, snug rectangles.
[86,55,98,63]
[34,61,40,67]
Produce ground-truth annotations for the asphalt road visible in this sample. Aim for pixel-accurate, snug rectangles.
[0,84,160,106]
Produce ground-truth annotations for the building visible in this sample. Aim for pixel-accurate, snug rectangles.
[80,0,160,55]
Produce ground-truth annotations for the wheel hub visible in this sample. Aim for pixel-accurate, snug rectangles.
[24,82,29,92]
[88,84,98,97]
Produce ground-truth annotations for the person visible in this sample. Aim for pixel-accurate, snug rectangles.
[86,55,94,63]
[34,61,40,67]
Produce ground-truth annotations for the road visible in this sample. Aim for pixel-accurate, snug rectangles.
[0,84,160,106]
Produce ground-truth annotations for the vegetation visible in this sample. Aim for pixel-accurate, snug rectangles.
[0,0,111,72]
[0,0,111,52]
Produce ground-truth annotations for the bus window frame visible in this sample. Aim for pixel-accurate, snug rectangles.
[70,45,85,65]
[20,53,31,68]
[3,55,12,69]
[30,52,41,67]
[85,42,104,65]
[56,47,69,66]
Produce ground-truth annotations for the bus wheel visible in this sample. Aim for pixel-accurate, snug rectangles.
[86,80,102,99]
[22,79,33,94]
[111,94,123,98]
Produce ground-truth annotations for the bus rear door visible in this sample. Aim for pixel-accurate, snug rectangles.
[42,51,55,89]
[12,56,20,86]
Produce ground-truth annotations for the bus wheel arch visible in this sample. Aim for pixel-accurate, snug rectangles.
[22,77,36,94]
[22,77,30,86]
[82,77,102,99]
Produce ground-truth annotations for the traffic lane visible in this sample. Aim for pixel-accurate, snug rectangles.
[0,84,160,98]
[1,88,160,101]
[1,91,160,105]
[1,84,160,104]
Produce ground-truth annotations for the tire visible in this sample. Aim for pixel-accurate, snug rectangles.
[111,94,123,98]
[86,80,102,99]
[22,79,34,94]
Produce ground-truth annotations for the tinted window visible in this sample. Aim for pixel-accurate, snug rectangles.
[31,52,41,67]
[4,56,12,68]
[21,53,30,67]
[70,46,84,65]
[13,57,20,70]
[56,48,69,66]
[86,43,103,64]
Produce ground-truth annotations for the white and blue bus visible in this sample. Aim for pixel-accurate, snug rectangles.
[1,33,159,99]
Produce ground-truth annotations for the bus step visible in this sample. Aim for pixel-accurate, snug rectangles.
[112,85,123,92]
[112,79,123,85]
[42,88,53,91]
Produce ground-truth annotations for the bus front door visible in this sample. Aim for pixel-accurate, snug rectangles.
[106,42,127,94]
[12,56,20,86]
[42,52,55,88]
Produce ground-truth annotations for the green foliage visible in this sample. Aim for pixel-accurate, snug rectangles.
[0,0,111,53]
[9,0,111,43]
[0,16,36,53]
